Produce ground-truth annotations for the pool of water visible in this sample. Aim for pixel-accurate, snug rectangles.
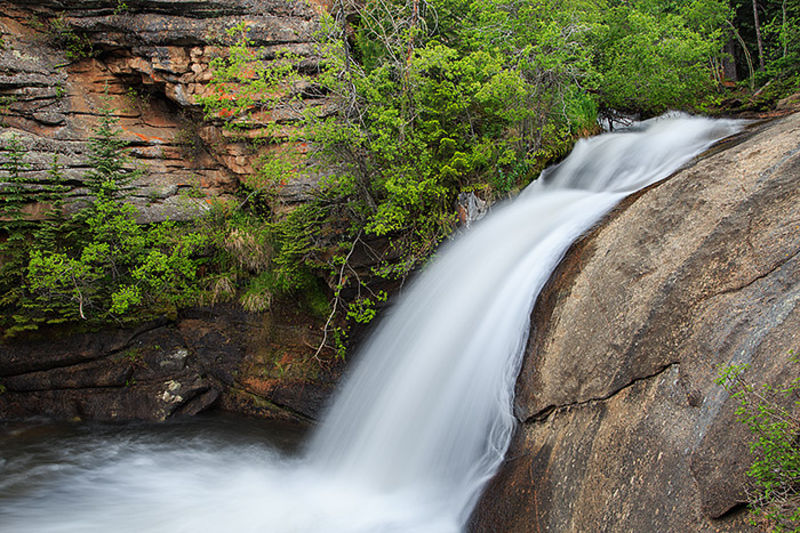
[0,413,310,532]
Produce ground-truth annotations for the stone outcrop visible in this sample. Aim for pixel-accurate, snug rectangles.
[0,304,342,422]
[471,112,800,531]
[0,0,324,222]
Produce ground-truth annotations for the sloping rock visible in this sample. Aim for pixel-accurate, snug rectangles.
[471,112,800,531]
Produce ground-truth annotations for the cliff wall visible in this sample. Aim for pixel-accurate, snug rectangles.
[0,0,323,222]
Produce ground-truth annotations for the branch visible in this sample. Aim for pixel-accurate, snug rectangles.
[310,230,362,362]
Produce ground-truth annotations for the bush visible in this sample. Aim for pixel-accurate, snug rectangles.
[717,354,800,532]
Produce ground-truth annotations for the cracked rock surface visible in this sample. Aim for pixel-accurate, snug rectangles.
[470,112,800,532]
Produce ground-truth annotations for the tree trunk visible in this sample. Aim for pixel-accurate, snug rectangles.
[752,0,765,70]
[726,20,754,91]
[781,0,787,58]
[722,39,738,81]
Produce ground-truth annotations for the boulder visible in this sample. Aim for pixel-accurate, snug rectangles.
[471,112,800,531]
[0,304,342,423]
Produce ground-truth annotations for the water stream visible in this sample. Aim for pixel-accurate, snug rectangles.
[0,114,742,532]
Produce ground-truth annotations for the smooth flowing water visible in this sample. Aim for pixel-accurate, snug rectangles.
[0,114,742,532]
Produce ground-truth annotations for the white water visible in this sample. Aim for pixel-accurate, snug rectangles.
[0,114,742,532]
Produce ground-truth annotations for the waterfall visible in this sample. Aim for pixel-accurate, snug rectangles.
[0,114,743,533]
[304,113,744,530]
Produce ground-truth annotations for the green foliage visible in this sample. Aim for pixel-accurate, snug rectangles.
[124,87,152,115]
[0,95,17,123]
[0,106,208,335]
[307,8,546,280]
[196,22,304,137]
[0,134,32,228]
[726,0,800,101]
[190,0,739,358]
[757,0,800,94]
[346,290,388,324]
[47,15,95,61]
[83,101,142,198]
[593,1,724,113]
[717,354,800,532]
[34,154,72,253]
[0,134,41,313]
[114,1,131,16]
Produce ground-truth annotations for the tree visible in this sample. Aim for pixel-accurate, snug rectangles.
[192,0,740,356]
[728,0,800,93]
[3,104,208,335]
[591,0,729,114]
[0,134,33,311]
[753,0,766,69]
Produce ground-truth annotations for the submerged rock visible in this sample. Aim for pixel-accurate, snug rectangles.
[471,112,800,531]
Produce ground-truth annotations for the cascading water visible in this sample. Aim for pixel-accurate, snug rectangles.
[0,114,743,532]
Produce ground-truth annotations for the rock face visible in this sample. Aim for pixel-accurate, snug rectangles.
[0,304,341,422]
[0,320,218,421]
[471,112,800,531]
[0,0,324,222]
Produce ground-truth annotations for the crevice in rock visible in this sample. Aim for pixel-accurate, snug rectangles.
[705,234,800,301]
[232,387,316,423]
[0,322,169,379]
[9,383,136,393]
[756,143,800,184]
[116,319,172,346]
[173,387,219,416]
[521,362,679,425]
[709,499,750,522]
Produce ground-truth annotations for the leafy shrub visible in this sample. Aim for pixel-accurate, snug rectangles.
[46,15,95,61]
[717,354,800,532]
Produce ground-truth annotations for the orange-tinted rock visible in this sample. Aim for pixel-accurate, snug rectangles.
[0,0,326,224]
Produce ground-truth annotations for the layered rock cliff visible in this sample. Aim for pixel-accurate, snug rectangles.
[471,111,800,531]
[0,0,323,222]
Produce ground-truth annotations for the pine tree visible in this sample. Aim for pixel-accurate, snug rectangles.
[0,134,32,231]
[71,98,143,249]
[34,154,72,252]
[83,100,141,199]
[0,134,33,309]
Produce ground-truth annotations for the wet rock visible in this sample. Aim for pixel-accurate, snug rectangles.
[179,304,343,423]
[471,112,800,531]
[456,191,488,229]
[0,322,217,422]
[0,304,341,423]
